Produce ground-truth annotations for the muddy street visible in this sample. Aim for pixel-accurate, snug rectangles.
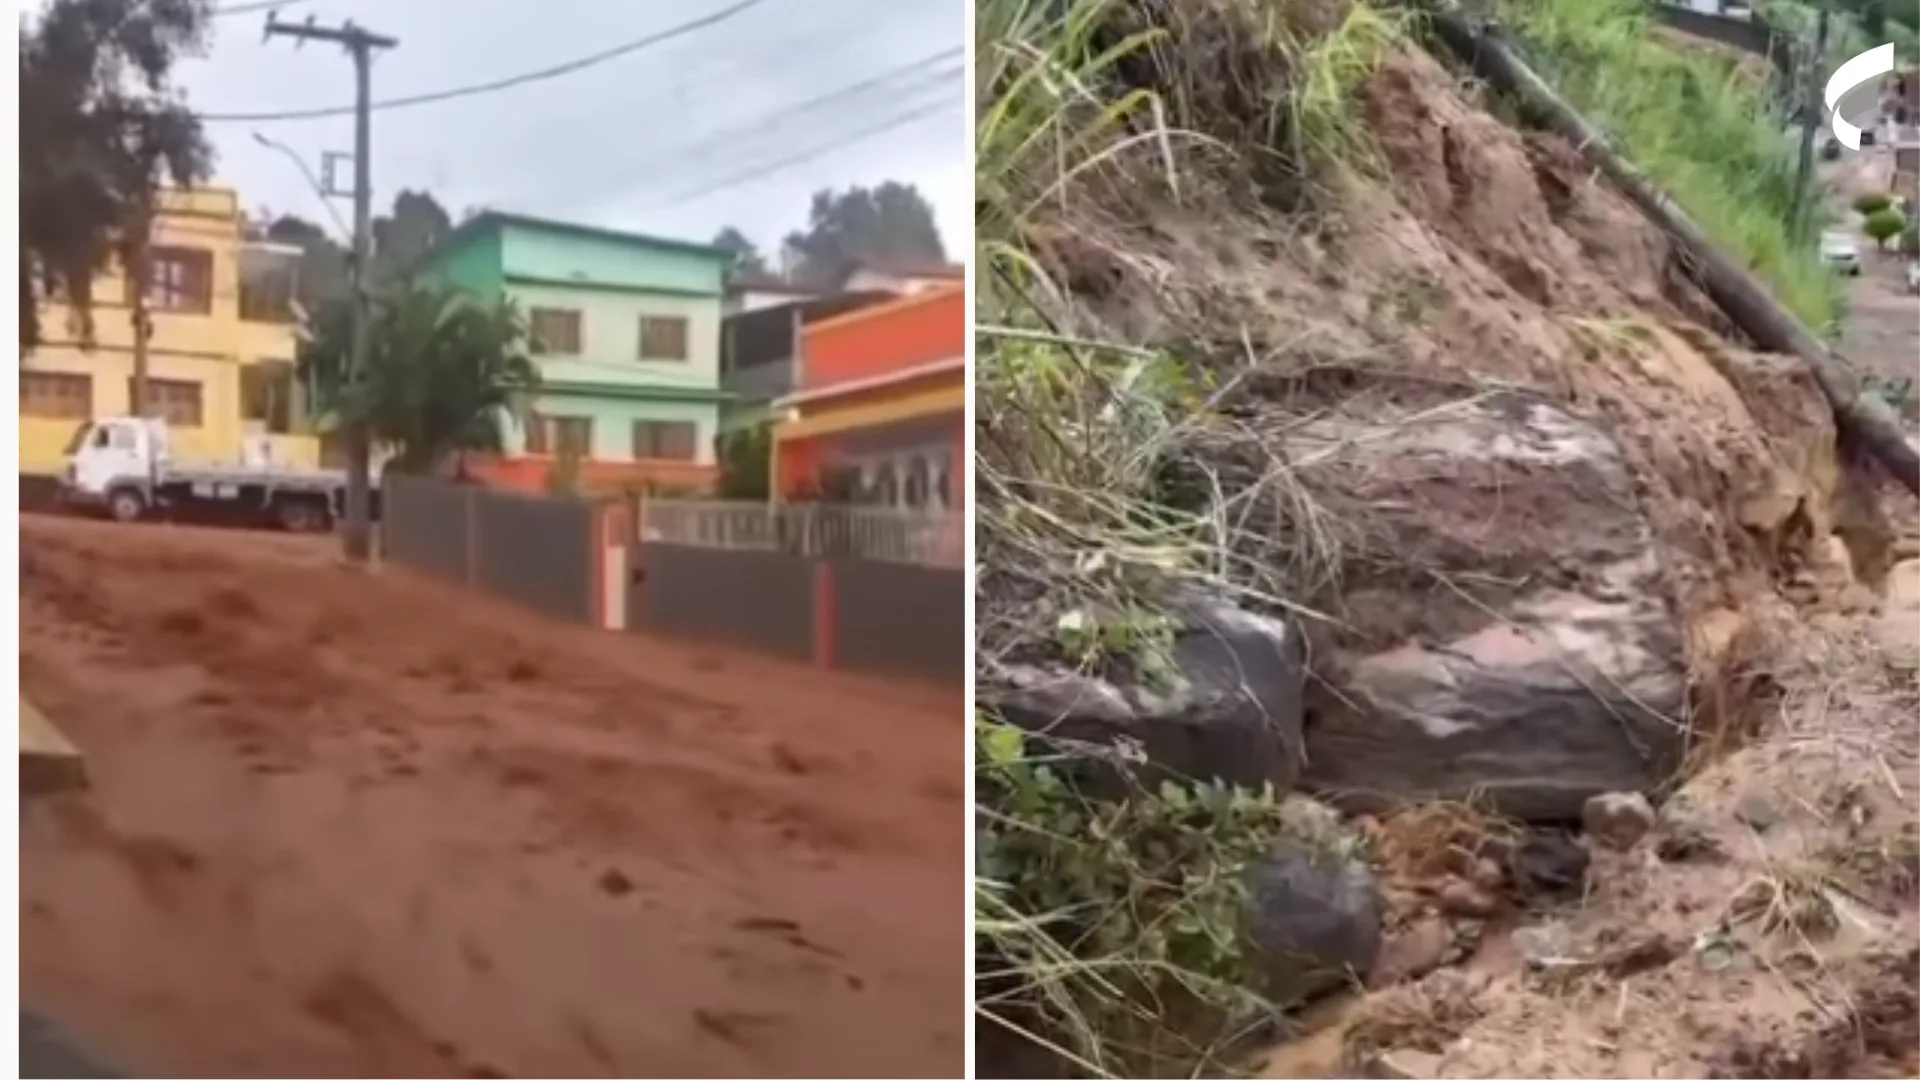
[20,516,965,1079]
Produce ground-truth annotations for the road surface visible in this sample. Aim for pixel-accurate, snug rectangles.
[20,516,965,1078]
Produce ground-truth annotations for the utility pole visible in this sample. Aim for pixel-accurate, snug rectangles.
[264,14,397,563]
[1791,0,1831,237]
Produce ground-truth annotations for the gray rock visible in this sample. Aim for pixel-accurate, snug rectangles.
[1286,396,1688,822]
[986,594,1306,796]
[1582,790,1656,850]
[1245,798,1384,1006]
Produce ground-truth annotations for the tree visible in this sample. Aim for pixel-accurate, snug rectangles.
[781,182,947,285]
[711,226,769,276]
[299,283,540,474]
[371,189,452,280]
[20,0,214,355]
[717,424,773,500]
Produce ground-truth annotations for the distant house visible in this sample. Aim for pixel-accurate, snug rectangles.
[718,291,897,435]
[416,211,733,493]
[772,284,964,514]
[837,258,964,298]
[724,271,818,316]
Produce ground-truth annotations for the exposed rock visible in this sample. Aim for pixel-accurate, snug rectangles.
[1362,1049,1446,1079]
[1370,915,1454,987]
[1245,798,1384,1006]
[1290,395,1688,822]
[1582,791,1657,851]
[986,594,1306,796]
[1506,830,1591,898]
[1885,558,1920,611]
[1733,792,1782,834]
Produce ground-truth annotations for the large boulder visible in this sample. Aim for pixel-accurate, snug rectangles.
[984,593,1306,796]
[1289,393,1689,822]
[1245,797,1384,1006]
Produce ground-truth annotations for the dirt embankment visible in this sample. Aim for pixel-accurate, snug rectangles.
[20,516,965,1079]
[1027,31,1918,1080]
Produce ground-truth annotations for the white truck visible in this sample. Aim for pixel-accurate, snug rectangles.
[57,416,380,531]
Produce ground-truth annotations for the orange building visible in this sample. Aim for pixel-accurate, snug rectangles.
[772,284,964,512]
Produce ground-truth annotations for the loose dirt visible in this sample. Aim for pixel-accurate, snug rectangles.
[20,516,965,1079]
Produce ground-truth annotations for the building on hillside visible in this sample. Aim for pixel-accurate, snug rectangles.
[416,211,734,494]
[20,186,313,487]
[723,270,819,316]
[837,257,964,298]
[771,284,963,513]
[718,291,897,434]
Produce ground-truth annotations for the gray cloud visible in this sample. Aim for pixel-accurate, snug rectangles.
[174,0,967,255]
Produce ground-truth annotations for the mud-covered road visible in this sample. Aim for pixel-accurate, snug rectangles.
[20,516,964,1078]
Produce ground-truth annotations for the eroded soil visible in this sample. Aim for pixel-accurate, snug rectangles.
[20,516,965,1078]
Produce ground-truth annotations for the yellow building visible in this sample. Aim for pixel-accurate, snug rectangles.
[20,186,320,478]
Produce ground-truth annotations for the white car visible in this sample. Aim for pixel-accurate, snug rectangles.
[1907,259,1920,295]
[1821,230,1862,276]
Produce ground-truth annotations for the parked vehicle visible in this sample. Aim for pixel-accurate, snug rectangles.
[58,416,380,531]
[1820,230,1863,276]
[1906,259,1920,295]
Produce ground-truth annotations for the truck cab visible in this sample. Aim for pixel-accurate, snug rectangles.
[60,417,172,521]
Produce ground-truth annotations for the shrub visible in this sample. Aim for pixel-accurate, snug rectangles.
[1854,192,1893,216]
[1864,208,1907,249]
[1901,222,1920,258]
[975,717,1328,1078]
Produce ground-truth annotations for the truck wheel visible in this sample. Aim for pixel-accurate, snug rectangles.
[277,498,331,533]
[107,488,146,523]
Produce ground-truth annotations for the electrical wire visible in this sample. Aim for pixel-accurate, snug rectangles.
[210,0,313,15]
[196,0,771,122]
[513,48,962,211]
[650,95,955,209]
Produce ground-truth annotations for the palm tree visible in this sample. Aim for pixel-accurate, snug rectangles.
[299,283,540,475]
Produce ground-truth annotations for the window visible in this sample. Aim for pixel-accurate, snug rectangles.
[525,414,593,457]
[638,315,689,361]
[22,372,92,420]
[136,246,214,314]
[240,361,295,433]
[129,378,204,427]
[529,308,583,355]
[631,420,698,461]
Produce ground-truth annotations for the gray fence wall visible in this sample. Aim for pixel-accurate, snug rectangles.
[381,473,472,584]
[382,474,597,625]
[629,544,963,683]
[833,559,965,682]
[473,490,596,624]
[635,545,817,661]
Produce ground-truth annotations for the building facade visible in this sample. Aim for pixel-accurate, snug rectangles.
[20,186,312,479]
[419,212,732,493]
[772,284,964,513]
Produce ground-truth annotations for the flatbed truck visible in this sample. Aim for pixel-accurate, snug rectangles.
[56,416,381,532]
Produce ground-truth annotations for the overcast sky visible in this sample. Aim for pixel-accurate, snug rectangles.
[151,0,966,259]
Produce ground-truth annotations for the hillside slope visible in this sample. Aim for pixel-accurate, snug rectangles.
[976,0,1917,1075]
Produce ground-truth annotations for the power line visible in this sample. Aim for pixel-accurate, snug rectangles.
[518,49,962,210]
[196,0,771,122]
[210,0,313,15]
[652,96,955,209]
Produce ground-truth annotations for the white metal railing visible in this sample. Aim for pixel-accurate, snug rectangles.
[638,498,962,568]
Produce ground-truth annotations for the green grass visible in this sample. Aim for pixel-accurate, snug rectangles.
[974,1,1389,1074]
[1490,0,1843,330]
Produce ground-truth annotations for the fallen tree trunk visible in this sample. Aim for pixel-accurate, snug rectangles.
[1423,7,1920,497]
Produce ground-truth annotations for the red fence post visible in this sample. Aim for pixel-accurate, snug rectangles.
[812,560,837,670]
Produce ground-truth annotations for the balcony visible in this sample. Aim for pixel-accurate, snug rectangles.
[720,291,898,412]
[238,241,302,324]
